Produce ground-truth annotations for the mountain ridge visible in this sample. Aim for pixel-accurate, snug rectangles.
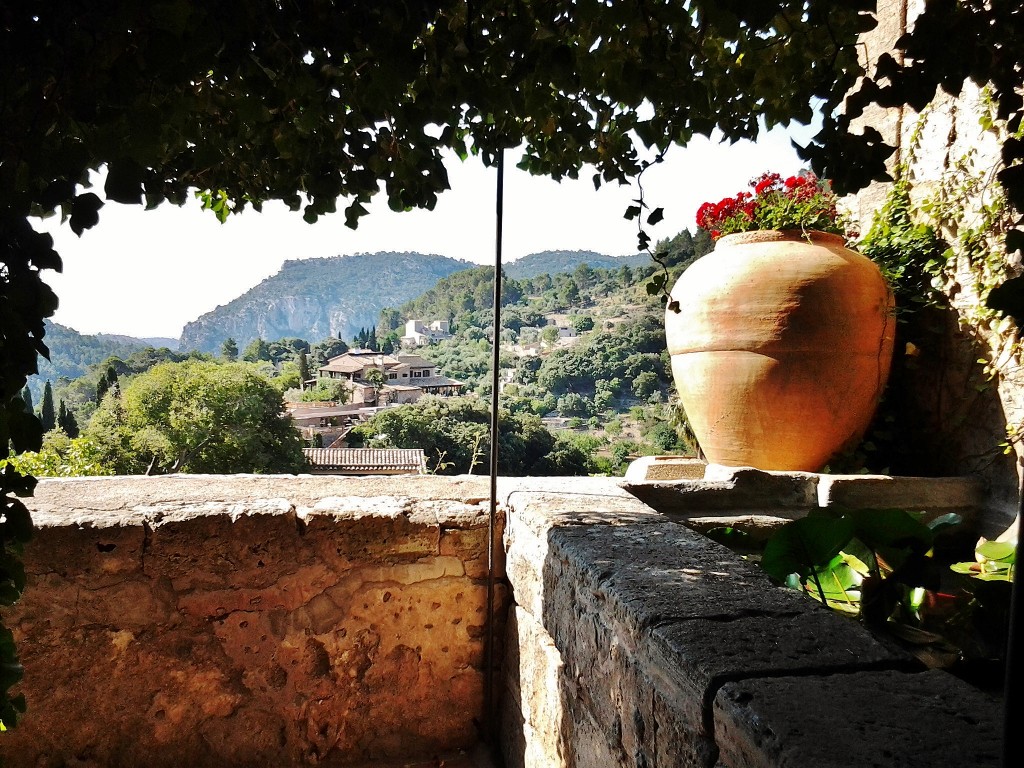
[178,251,472,353]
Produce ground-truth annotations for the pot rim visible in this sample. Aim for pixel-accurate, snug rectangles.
[716,229,847,248]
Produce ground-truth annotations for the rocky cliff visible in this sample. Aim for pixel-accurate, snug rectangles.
[178,252,469,352]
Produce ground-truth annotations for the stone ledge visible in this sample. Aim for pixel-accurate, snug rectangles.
[622,464,985,527]
[714,669,1002,768]
[503,478,1003,768]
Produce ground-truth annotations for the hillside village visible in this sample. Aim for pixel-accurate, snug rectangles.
[290,313,588,470]
[290,345,466,460]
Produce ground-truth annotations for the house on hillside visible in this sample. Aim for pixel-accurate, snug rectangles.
[400,319,452,347]
[317,349,464,405]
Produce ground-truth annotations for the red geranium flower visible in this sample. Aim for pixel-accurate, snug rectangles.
[695,171,843,240]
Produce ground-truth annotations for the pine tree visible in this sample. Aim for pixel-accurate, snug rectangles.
[221,337,239,361]
[40,380,56,432]
[20,385,33,415]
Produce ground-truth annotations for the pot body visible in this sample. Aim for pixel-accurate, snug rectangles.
[665,230,895,471]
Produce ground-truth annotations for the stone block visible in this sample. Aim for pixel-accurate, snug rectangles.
[623,455,707,481]
[502,480,663,536]
[624,465,818,517]
[544,521,812,633]
[500,607,566,766]
[650,611,908,697]
[817,474,984,516]
[714,669,1002,768]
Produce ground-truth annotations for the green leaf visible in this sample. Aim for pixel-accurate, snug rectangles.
[761,516,854,582]
[104,160,145,205]
[847,508,933,553]
[927,512,962,533]
[950,561,982,575]
[977,540,1016,563]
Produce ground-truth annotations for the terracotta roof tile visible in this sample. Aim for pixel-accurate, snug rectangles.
[303,448,426,473]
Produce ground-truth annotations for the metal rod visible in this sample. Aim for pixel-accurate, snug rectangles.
[1003,462,1023,768]
[483,148,505,742]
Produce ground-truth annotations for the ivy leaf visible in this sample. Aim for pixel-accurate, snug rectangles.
[39,179,76,212]
[847,508,933,553]
[647,207,664,225]
[623,205,641,220]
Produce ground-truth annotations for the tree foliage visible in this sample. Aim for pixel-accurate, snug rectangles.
[38,382,55,433]
[83,361,304,475]
[351,395,589,475]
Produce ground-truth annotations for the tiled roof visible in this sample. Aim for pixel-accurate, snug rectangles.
[395,354,433,368]
[303,448,426,473]
[318,358,364,373]
[418,375,465,388]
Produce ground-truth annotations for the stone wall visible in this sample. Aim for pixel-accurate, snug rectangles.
[2,475,499,767]
[500,477,1003,767]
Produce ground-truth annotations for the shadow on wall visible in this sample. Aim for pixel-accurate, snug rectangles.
[878,303,1019,515]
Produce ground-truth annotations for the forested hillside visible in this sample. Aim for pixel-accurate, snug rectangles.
[178,252,471,353]
[504,249,649,279]
[30,323,158,399]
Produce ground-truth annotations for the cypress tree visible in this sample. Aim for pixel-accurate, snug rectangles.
[97,375,110,403]
[40,380,56,432]
[298,352,311,386]
[57,400,80,439]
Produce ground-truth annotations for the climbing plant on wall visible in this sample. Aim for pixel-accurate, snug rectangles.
[806,0,1024,309]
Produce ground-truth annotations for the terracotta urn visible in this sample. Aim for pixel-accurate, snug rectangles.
[665,230,895,472]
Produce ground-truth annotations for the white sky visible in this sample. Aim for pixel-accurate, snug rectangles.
[37,125,814,339]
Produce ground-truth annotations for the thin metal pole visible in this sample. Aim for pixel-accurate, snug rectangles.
[483,148,505,742]
[1003,463,1023,768]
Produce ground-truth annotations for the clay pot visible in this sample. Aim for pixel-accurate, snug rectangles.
[665,230,895,472]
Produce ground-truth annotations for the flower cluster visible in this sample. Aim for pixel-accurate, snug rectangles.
[696,172,842,239]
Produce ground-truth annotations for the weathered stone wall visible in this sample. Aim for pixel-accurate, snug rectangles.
[500,477,1003,767]
[850,0,1023,521]
[2,475,499,768]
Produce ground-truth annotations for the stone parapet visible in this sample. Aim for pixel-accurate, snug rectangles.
[501,477,1002,767]
[623,463,987,532]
